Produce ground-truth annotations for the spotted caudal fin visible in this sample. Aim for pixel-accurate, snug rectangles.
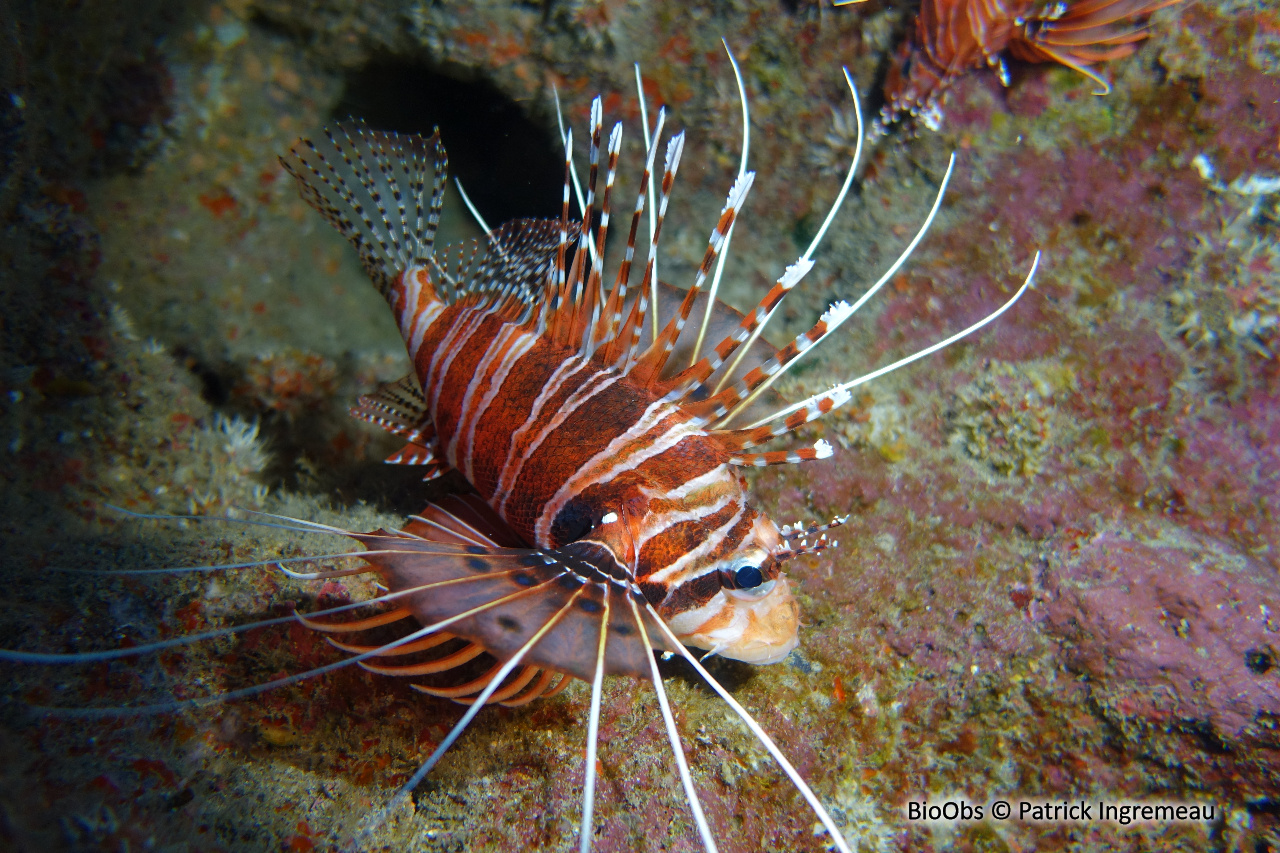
[280,121,448,299]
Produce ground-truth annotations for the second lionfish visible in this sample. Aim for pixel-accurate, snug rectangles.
[862,0,1182,128]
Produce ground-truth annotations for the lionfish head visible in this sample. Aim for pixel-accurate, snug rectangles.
[591,489,842,666]
[659,511,800,666]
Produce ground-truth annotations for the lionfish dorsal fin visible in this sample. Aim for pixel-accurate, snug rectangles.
[280,122,447,299]
[614,131,685,373]
[686,299,856,427]
[627,169,755,387]
[592,110,666,360]
[572,122,625,358]
[661,258,814,400]
[442,218,562,316]
[551,97,603,349]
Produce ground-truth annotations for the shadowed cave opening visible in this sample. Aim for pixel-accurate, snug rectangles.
[334,60,565,226]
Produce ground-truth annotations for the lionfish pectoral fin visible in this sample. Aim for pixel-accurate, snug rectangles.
[353,567,595,849]
[355,534,666,683]
[407,493,528,548]
[359,497,670,683]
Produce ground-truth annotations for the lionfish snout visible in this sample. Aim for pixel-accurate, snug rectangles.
[668,574,801,665]
[663,515,801,665]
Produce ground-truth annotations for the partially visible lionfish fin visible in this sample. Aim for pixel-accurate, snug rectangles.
[1007,0,1182,95]
[384,442,435,465]
[445,218,562,314]
[880,0,1182,125]
[280,122,447,299]
[350,374,431,440]
[410,494,528,548]
[351,375,451,477]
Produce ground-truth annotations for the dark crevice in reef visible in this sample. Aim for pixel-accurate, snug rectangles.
[335,60,564,226]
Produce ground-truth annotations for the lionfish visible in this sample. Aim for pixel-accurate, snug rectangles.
[844,0,1182,128]
[2,53,1038,852]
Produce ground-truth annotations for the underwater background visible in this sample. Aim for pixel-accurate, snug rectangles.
[0,0,1277,850]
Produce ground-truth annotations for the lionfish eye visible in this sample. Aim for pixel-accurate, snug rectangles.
[733,565,765,589]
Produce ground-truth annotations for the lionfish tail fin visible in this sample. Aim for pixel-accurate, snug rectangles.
[280,121,448,299]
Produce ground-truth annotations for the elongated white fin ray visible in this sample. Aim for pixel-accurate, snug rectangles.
[628,595,718,853]
[109,503,353,538]
[554,85,603,269]
[275,561,375,580]
[635,63,661,341]
[689,39,751,369]
[1,614,298,664]
[719,150,955,425]
[746,252,1041,430]
[577,584,611,853]
[354,583,586,848]
[647,606,854,853]
[714,66,865,394]
[24,564,569,717]
[47,550,376,576]
[1,574,459,665]
[454,177,493,236]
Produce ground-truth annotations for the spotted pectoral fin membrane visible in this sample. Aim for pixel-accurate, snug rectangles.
[352,508,673,682]
[351,375,433,442]
[405,493,528,548]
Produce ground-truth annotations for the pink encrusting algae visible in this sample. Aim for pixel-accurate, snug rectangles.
[1,0,1279,851]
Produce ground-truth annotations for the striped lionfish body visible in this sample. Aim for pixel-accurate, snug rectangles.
[876,0,1182,129]
[281,116,815,678]
[3,57,1039,853]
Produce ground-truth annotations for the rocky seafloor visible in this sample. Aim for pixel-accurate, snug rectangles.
[0,0,1277,850]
